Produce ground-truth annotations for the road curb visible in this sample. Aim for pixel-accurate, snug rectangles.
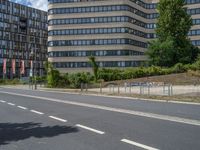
[1,85,200,106]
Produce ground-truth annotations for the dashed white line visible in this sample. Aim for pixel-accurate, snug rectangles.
[1,91,200,127]
[7,102,15,106]
[30,110,44,115]
[121,139,159,150]
[0,100,6,103]
[17,106,27,110]
[49,116,67,122]
[76,124,105,135]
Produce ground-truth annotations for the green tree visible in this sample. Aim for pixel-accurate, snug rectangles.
[88,56,99,82]
[147,0,200,66]
[44,61,60,87]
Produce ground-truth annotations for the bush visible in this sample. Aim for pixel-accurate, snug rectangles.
[171,63,187,73]
[68,72,92,88]
[0,79,20,85]
[45,58,200,88]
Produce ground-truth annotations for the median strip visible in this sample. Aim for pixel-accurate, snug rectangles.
[121,139,159,150]
[49,116,67,122]
[30,110,44,115]
[76,124,105,135]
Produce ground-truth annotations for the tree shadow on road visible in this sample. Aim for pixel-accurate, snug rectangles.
[0,122,79,145]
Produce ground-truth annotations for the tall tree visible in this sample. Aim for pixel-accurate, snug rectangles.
[147,0,200,66]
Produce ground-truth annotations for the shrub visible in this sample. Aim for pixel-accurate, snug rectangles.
[68,72,92,88]
[171,63,187,73]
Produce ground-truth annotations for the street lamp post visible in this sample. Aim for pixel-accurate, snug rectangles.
[34,49,37,90]
[30,49,37,90]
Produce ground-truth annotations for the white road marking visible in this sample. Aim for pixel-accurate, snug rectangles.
[17,106,27,110]
[8,102,15,106]
[0,91,200,126]
[49,116,67,122]
[0,100,6,103]
[3,86,200,106]
[121,139,159,150]
[76,124,105,135]
[30,110,44,115]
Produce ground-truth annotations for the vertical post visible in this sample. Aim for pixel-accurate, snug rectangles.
[129,85,131,94]
[34,49,37,90]
[148,85,150,96]
[140,85,142,95]
[112,85,115,93]
[170,84,173,96]
[118,84,120,94]
[100,82,102,94]
[163,84,165,95]
[81,83,83,92]
[85,83,88,92]
[168,84,171,96]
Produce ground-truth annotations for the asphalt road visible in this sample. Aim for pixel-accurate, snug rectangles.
[0,87,200,150]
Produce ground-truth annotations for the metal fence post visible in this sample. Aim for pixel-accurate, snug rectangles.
[85,83,88,92]
[118,84,120,94]
[148,85,150,96]
[100,83,102,94]
[170,84,173,96]
[81,83,83,92]
[168,84,171,96]
[140,85,143,95]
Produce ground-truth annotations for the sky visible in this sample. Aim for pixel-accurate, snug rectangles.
[10,0,48,11]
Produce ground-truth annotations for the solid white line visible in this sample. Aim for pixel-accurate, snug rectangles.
[0,100,6,103]
[0,91,200,126]
[76,124,105,135]
[2,86,200,106]
[17,106,27,110]
[7,102,15,106]
[121,139,159,150]
[30,110,44,115]
[49,116,67,122]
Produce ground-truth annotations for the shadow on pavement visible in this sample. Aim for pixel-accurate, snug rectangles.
[0,122,79,145]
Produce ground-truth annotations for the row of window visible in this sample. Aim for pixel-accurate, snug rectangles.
[48,16,146,28]
[53,61,143,68]
[186,0,200,4]
[0,1,47,22]
[48,0,157,9]
[48,5,158,19]
[188,8,200,15]
[48,0,200,9]
[188,29,200,36]
[192,40,200,46]
[48,0,104,3]
[48,38,147,48]
[48,50,144,57]
[49,27,146,38]
[0,13,47,30]
[192,19,200,25]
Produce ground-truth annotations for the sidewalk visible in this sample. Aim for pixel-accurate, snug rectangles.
[1,84,200,105]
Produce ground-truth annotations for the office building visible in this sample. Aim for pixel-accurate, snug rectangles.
[48,0,200,73]
[0,0,48,79]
